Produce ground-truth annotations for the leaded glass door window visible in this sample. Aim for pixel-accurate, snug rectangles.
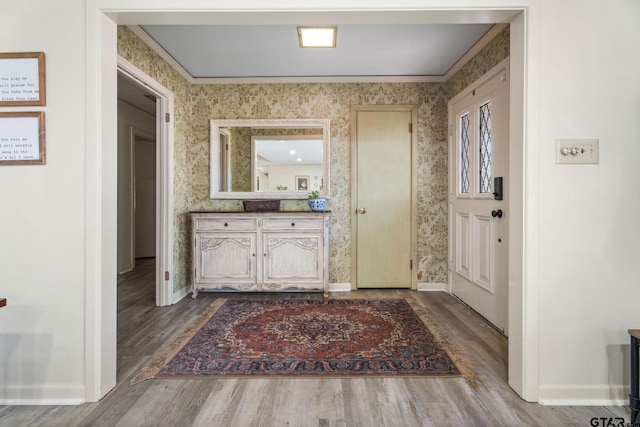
[460,113,471,194]
[479,101,492,194]
[456,98,494,198]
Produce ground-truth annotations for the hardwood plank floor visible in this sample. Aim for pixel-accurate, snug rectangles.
[0,258,629,426]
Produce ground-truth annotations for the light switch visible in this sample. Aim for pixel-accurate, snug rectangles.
[556,138,599,164]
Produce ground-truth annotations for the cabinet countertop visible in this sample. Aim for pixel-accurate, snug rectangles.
[189,210,331,214]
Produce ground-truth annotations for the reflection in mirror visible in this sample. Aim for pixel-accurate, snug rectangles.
[254,135,323,192]
[210,119,330,200]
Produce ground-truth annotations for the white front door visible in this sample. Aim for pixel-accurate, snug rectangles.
[449,65,509,332]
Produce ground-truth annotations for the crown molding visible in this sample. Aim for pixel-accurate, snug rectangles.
[191,75,447,84]
[443,23,508,81]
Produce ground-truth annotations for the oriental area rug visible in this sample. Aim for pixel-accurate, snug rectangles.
[132,298,479,385]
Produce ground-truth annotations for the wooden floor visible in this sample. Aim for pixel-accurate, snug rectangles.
[0,258,629,426]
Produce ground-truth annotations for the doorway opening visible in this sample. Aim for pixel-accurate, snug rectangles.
[116,76,156,276]
[87,7,530,403]
[117,58,175,307]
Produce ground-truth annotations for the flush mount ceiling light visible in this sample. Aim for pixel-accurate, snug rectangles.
[297,26,337,48]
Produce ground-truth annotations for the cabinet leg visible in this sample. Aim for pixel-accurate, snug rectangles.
[631,335,640,424]
[192,289,198,299]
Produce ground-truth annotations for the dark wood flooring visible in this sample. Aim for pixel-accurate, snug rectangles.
[0,258,629,426]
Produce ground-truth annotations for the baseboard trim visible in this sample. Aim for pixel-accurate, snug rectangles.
[417,282,448,292]
[172,286,190,304]
[0,385,85,405]
[538,385,628,406]
[174,283,449,295]
[329,283,352,292]
[173,284,351,300]
[329,283,449,292]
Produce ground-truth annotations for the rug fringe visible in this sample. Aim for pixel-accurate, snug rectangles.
[130,298,228,385]
[404,297,483,388]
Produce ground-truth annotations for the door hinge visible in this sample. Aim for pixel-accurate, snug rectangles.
[164,271,170,281]
[409,123,413,133]
[449,124,453,137]
[165,113,171,123]
[410,259,413,270]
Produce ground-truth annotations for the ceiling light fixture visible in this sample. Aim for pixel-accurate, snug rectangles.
[297,26,337,48]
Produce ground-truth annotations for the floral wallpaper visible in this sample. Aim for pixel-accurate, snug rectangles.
[448,26,510,97]
[117,25,509,294]
[229,127,252,192]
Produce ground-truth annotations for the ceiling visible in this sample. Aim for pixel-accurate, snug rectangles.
[118,21,503,115]
[139,23,494,79]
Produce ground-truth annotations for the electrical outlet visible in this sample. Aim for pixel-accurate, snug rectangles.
[556,138,599,164]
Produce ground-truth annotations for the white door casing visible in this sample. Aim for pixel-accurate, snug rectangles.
[88,6,531,403]
[117,56,175,307]
[449,60,509,333]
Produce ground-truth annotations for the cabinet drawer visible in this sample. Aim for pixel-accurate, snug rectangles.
[263,217,324,231]
[194,218,256,231]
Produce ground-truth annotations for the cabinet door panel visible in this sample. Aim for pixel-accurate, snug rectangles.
[264,234,322,282]
[197,233,256,282]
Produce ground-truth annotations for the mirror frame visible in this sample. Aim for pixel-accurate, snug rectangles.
[210,118,331,199]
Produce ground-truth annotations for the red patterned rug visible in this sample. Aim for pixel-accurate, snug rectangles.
[132,298,478,384]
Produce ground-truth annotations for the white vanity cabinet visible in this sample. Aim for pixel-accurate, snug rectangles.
[190,211,330,297]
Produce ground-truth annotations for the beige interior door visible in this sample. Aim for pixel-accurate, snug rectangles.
[449,66,509,332]
[352,105,416,289]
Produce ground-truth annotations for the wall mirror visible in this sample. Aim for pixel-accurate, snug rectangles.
[210,118,330,199]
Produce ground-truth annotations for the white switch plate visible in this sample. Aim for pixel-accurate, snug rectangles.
[556,138,599,164]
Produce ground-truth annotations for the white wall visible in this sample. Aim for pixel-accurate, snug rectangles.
[0,0,639,406]
[535,0,640,404]
[0,0,87,404]
[264,164,323,192]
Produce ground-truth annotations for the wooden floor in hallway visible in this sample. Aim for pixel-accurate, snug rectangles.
[0,258,629,426]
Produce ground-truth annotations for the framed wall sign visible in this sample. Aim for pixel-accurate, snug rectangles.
[0,112,46,165]
[0,52,46,106]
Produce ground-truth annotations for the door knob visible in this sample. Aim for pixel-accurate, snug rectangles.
[491,209,503,218]
[358,207,367,214]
